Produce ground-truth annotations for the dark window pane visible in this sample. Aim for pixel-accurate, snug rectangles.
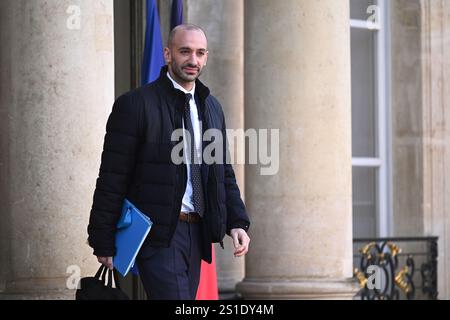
[353,167,377,238]
[351,0,376,21]
[351,28,376,157]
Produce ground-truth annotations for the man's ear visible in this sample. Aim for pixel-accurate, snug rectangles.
[164,47,171,64]
[205,51,209,67]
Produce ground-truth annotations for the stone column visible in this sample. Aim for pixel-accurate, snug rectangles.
[419,0,450,299]
[0,0,114,299]
[186,0,245,294]
[237,0,358,299]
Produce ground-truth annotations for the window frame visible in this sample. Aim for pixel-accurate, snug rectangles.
[351,0,392,237]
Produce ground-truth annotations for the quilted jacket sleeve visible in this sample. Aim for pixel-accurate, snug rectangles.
[87,92,143,257]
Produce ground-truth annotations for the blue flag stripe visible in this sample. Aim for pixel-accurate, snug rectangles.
[141,0,165,85]
[171,0,184,30]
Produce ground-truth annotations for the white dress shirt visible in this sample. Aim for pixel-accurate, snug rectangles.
[166,72,202,213]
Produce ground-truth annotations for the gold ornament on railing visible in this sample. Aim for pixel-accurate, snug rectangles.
[395,265,413,294]
[354,268,368,289]
[387,242,402,257]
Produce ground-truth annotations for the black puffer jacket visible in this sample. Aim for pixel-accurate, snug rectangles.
[87,66,250,263]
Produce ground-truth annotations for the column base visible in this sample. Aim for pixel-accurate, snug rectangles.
[236,278,359,300]
[0,278,76,300]
[219,277,243,293]
[0,290,75,300]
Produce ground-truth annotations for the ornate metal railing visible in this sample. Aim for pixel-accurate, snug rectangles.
[353,237,438,300]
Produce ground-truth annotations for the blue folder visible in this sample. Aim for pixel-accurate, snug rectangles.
[113,199,153,277]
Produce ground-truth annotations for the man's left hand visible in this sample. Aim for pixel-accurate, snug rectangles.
[230,228,250,257]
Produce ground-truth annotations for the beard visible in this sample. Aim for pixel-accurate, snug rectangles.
[170,60,204,83]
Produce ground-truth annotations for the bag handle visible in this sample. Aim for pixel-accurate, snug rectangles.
[95,264,122,290]
[94,265,104,279]
[113,269,121,290]
[102,267,121,290]
[107,269,122,290]
[95,265,107,280]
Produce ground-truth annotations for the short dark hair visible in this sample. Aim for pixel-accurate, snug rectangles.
[167,24,207,48]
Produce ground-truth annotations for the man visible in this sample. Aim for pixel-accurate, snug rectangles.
[87,24,250,300]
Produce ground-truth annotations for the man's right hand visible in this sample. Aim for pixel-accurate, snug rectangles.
[97,256,114,270]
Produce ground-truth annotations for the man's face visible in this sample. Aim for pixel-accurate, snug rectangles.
[165,29,208,84]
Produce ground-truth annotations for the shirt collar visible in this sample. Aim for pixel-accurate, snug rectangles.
[166,72,196,97]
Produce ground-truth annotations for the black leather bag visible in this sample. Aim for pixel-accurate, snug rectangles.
[76,265,129,300]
